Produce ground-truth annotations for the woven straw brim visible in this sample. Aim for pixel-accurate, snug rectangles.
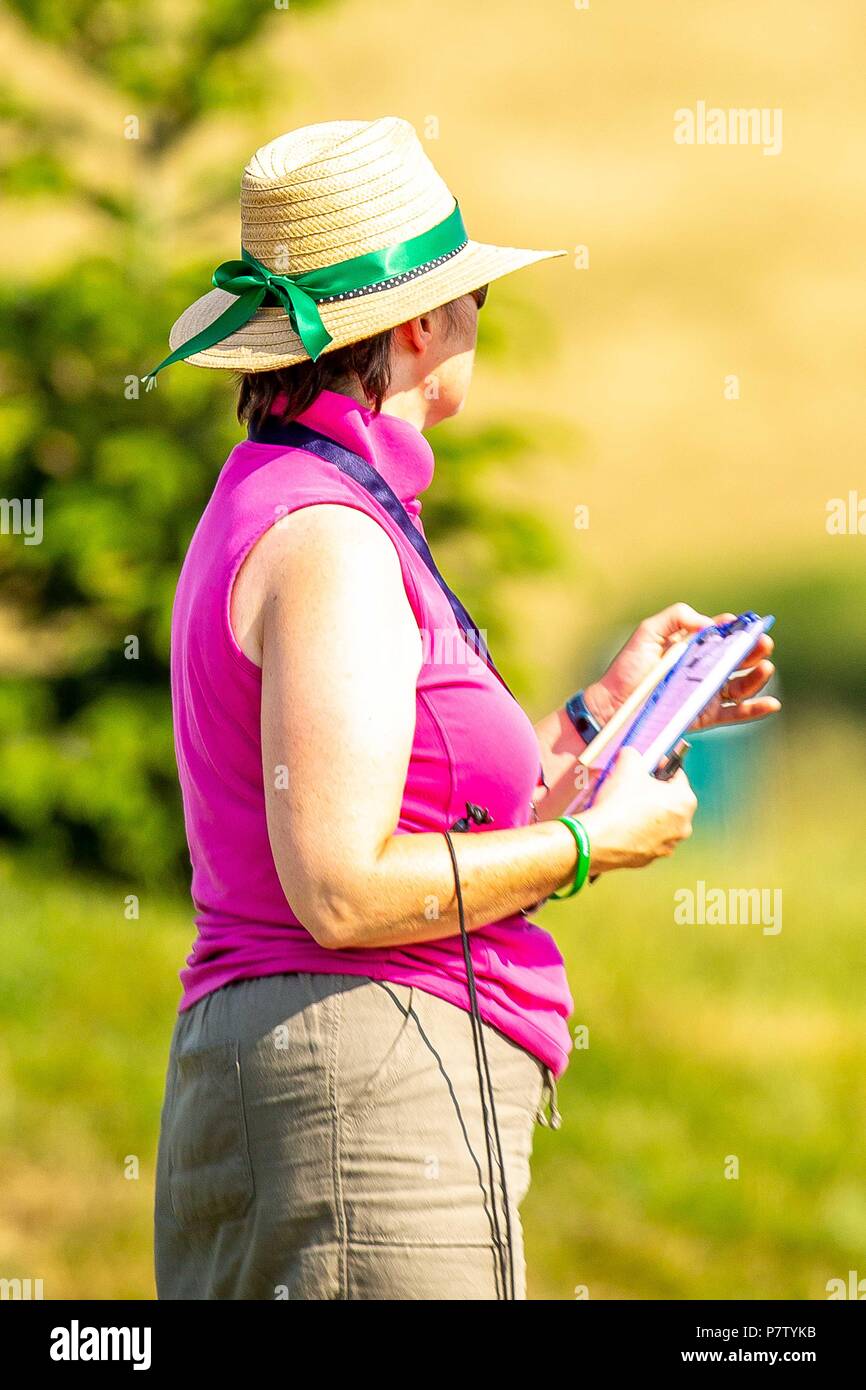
[167,239,564,372]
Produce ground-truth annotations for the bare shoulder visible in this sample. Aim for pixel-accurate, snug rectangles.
[270,501,399,564]
[231,503,408,666]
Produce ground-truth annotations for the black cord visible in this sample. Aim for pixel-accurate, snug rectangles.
[443,827,516,1300]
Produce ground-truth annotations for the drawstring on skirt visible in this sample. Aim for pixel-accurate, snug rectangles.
[536,1066,562,1130]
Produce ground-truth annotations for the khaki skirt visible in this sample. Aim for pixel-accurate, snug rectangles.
[154,972,550,1300]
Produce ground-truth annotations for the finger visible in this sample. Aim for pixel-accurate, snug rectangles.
[613,745,644,769]
[707,696,781,725]
[708,617,774,668]
[667,766,695,794]
[691,665,776,728]
[646,602,712,641]
[723,659,775,699]
[737,633,775,668]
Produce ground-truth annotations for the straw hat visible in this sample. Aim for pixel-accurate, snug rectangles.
[150,116,564,378]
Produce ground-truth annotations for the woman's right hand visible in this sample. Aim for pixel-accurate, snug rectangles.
[581,746,698,873]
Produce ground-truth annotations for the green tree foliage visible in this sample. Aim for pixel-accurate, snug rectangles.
[0,2,561,883]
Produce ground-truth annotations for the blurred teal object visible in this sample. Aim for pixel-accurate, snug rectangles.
[684,715,778,845]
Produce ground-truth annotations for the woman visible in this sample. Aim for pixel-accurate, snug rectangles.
[151,118,778,1300]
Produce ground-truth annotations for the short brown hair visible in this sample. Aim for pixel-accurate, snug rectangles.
[236,286,488,430]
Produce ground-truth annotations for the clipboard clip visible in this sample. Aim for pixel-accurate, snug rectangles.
[654,739,691,781]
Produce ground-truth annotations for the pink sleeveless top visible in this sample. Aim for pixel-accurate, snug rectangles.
[171,389,574,1076]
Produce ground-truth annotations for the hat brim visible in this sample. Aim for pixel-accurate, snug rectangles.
[166,240,565,372]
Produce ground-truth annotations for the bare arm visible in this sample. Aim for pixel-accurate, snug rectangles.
[258,505,584,950]
[532,705,596,820]
[255,506,697,950]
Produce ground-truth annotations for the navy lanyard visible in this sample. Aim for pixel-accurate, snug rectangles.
[248,417,548,801]
[247,418,513,696]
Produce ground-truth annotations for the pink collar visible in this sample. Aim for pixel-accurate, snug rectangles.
[272,389,435,515]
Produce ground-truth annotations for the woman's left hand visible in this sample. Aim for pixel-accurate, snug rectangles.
[584,602,780,732]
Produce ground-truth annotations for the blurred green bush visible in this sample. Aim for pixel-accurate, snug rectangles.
[0,0,562,883]
[0,264,562,883]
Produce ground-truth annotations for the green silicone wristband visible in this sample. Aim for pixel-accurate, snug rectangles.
[550,816,592,899]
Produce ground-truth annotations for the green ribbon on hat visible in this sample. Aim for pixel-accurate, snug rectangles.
[143,201,469,386]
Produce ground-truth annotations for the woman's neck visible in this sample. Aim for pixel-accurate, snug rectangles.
[332,375,430,433]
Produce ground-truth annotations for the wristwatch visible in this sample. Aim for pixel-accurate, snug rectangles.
[564,688,602,745]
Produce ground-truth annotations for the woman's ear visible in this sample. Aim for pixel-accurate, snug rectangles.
[394,314,435,355]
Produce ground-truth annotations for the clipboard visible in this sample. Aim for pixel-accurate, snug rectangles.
[566,611,775,814]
